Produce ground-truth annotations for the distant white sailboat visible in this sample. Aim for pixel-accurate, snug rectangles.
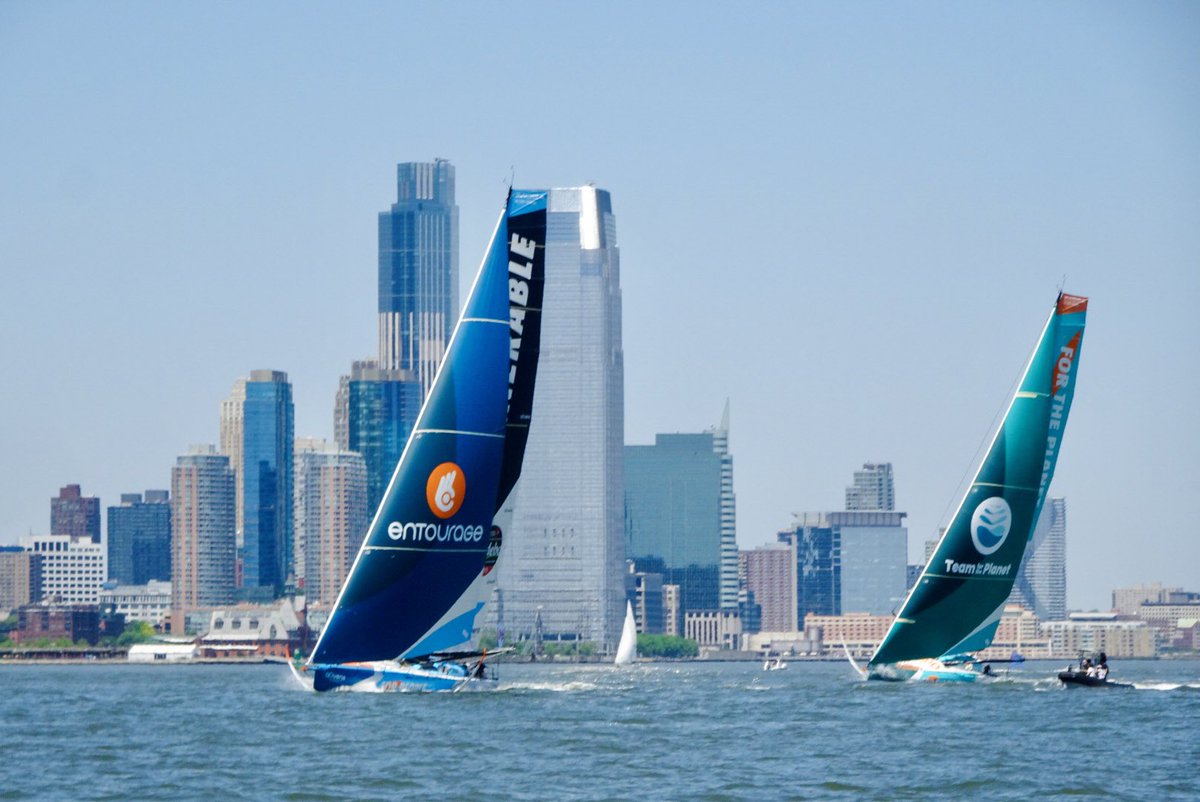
[614,602,637,665]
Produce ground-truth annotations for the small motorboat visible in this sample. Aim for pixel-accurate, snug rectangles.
[763,656,788,671]
[1057,667,1132,689]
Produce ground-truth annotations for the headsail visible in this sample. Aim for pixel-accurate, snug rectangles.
[870,293,1087,668]
[614,601,637,665]
[310,190,548,666]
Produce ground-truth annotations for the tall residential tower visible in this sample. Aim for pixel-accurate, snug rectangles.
[171,446,236,633]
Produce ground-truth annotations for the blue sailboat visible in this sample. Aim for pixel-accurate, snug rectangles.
[862,292,1088,682]
[298,190,548,692]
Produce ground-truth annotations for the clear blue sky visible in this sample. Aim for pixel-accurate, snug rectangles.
[1,2,1196,610]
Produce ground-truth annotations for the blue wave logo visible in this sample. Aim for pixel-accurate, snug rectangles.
[970,497,1012,556]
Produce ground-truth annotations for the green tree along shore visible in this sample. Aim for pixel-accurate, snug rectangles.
[0,616,158,650]
[636,634,699,659]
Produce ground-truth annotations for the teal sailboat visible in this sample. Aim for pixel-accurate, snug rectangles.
[296,190,548,692]
[866,293,1088,682]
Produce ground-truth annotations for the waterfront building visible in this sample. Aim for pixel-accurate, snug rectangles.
[976,604,1052,661]
[739,543,798,632]
[99,580,172,627]
[803,612,894,659]
[845,463,895,511]
[23,534,106,604]
[685,610,743,651]
[378,159,459,396]
[171,446,236,634]
[198,600,301,659]
[51,484,101,543]
[780,510,908,618]
[490,187,625,649]
[106,490,171,586]
[0,546,42,613]
[1112,581,1184,615]
[333,361,421,513]
[1136,598,1200,645]
[12,603,103,645]
[1009,497,1067,621]
[221,370,295,600]
[1041,613,1157,658]
[294,438,369,605]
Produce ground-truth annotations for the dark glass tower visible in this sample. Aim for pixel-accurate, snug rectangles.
[342,364,422,514]
[107,491,171,585]
[377,160,459,397]
[221,370,294,601]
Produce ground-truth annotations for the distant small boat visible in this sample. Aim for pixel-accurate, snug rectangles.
[763,656,787,671]
[614,602,637,666]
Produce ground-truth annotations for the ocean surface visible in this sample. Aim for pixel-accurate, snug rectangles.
[1,659,1197,801]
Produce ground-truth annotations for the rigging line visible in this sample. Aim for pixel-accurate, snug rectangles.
[936,343,1030,532]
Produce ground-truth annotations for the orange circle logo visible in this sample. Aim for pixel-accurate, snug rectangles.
[426,462,466,519]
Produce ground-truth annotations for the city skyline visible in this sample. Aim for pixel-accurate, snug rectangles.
[1,5,1197,611]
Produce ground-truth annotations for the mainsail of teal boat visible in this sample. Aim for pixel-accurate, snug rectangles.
[298,190,547,692]
[866,292,1088,682]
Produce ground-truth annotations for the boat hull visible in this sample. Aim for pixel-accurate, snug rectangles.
[869,658,981,683]
[307,660,496,693]
[1057,670,1131,689]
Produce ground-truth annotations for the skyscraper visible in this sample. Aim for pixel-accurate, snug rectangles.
[1009,497,1067,621]
[625,431,723,616]
[712,402,738,611]
[740,544,798,632]
[491,187,624,649]
[171,445,236,633]
[107,490,171,586]
[333,361,422,514]
[220,370,295,600]
[378,160,459,396]
[25,534,106,604]
[845,463,895,511]
[51,484,101,543]
[294,438,368,605]
[781,510,908,618]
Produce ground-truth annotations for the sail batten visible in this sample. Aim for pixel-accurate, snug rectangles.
[870,292,1087,669]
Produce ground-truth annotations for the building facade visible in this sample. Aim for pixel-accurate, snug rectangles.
[378,159,459,396]
[490,187,625,650]
[221,370,294,600]
[845,463,895,511]
[1008,496,1067,621]
[294,438,369,605]
[99,580,172,626]
[626,432,723,616]
[107,490,172,586]
[1112,582,1183,615]
[171,446,236,634]
[334,361,422,514]
[781,510,908,619]
[740,543,798,632]
[1042,613,1157,658]
[24,534,106,604]
[0,546,41,613]
[51,484,101,543]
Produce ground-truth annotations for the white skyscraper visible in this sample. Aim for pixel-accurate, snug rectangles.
[24,534,106,604]
[491,186,625,650]
[1010,497,1067,621]
[711,401,738,611]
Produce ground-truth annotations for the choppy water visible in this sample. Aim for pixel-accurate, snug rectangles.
[1,659,1197,801]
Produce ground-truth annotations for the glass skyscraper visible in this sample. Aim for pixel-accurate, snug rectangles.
[107,490,171,586]
[626,433,723,616]
[782,510,908,618]
[491,187,625,650]
[220,370,294,600]
[334,361,422,515]
[378,160,459,397]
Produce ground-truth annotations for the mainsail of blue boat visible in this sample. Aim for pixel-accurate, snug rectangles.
[865,292,1088,682]
[302,189,547,692]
